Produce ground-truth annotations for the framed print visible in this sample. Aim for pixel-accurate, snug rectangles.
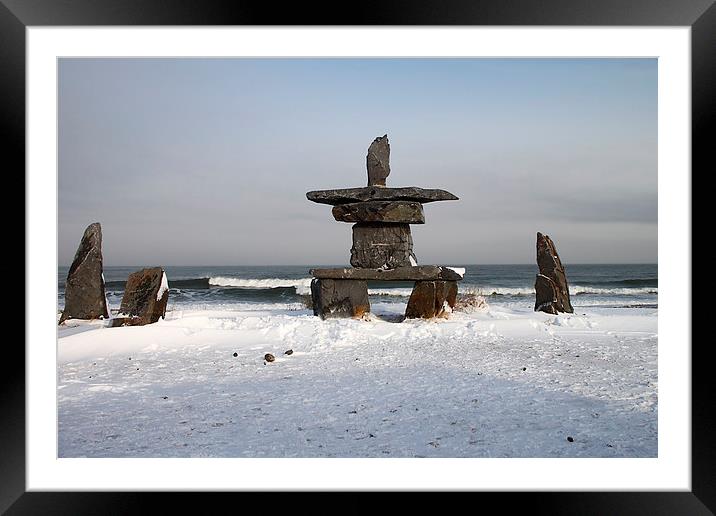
[6,0,710,512]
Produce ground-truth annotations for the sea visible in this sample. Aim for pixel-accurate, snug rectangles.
[57,264,657,313]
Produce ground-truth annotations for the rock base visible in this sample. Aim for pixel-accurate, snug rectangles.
[117,267,169,325]
[404,280,458,319]
[311,278,370,320]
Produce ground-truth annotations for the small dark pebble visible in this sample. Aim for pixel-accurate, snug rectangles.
[264,353,275,362]
[162,396,168,400]
[128,357,131,360]
[607,444,613,448]
[369,433,375,438]
[88,376,92,379]
[284,349,293,355]
[136,368,139,370]
[233,352,238,357]
[522,367,527,371]
[567,436,574,442]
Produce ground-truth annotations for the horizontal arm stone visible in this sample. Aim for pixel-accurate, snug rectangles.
[306,186,459,205]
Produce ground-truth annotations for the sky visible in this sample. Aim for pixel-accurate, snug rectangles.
[58,58,657,266]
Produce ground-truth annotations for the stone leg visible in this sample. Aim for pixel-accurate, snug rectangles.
[405,281,457,319]
[311,278,370,320]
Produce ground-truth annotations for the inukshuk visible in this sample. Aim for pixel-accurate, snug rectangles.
[307,135,461,320]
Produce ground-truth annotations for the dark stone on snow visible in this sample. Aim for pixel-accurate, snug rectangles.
[284,349,293,355]
[310,278,370,319]
[310,265,464,282]
[60,222,109,324]
[404,280,458,319]
[118,267,169,325]
[306,186,458,205]
[332,201,425,224]
[367,134,390,187]
[534,232,573,314]
[350,222,416,269]
[264,353,275,362]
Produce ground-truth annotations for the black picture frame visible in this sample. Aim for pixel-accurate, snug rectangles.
[6,0,709,513]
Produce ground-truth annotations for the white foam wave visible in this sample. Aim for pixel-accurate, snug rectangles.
[206,277,657,299]
[209,276,313,295]
[462,285,658,296]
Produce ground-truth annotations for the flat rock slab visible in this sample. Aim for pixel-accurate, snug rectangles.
[60,222,109,324]
[311,278,370,319]
[405,280,458,319]
[333,201,425,224]
[307,186,458,205]
[310,265,464,282]
[350,222,415,269]
[118,267,169,325]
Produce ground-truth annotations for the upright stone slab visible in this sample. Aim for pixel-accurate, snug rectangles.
[534,232,573,314]
[405,280,458,319]
[311,278,370,319]
[59,222,109,324]
[350,223,417,269]
[112,267,169,326]
[367,135,390,187]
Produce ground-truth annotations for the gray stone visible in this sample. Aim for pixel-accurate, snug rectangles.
[310,278,370,319]
[367,134,390,186]
[306,186,459,205]
[404,280,458,319]
[115,267,169,326]
[534,232,573,314]
[333,201,425,224]
[60,222,109,324]
[349,223,416,269]
[310,265,464,282]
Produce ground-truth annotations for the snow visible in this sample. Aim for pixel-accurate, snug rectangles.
[447,267,466,278]
[157,271,169,301]
[57,304,657,458]
[409,255,418,266]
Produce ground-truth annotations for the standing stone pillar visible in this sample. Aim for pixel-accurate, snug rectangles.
[59,222,109,324]
[534,232,574,314]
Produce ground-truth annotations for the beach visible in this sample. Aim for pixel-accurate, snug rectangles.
[57,264,657,458]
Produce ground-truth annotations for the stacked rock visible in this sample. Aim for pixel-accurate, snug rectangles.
[306,135,461,320]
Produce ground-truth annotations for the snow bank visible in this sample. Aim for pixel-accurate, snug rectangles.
[57,304,657,458]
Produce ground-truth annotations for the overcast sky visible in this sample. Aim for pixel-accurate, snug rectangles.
[58,58,657,266]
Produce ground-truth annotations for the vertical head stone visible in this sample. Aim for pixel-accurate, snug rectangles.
[366,134,390,187]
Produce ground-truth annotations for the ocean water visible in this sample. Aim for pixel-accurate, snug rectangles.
[57,264,657,312]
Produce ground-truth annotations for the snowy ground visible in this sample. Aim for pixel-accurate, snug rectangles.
[57,302,657,458]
